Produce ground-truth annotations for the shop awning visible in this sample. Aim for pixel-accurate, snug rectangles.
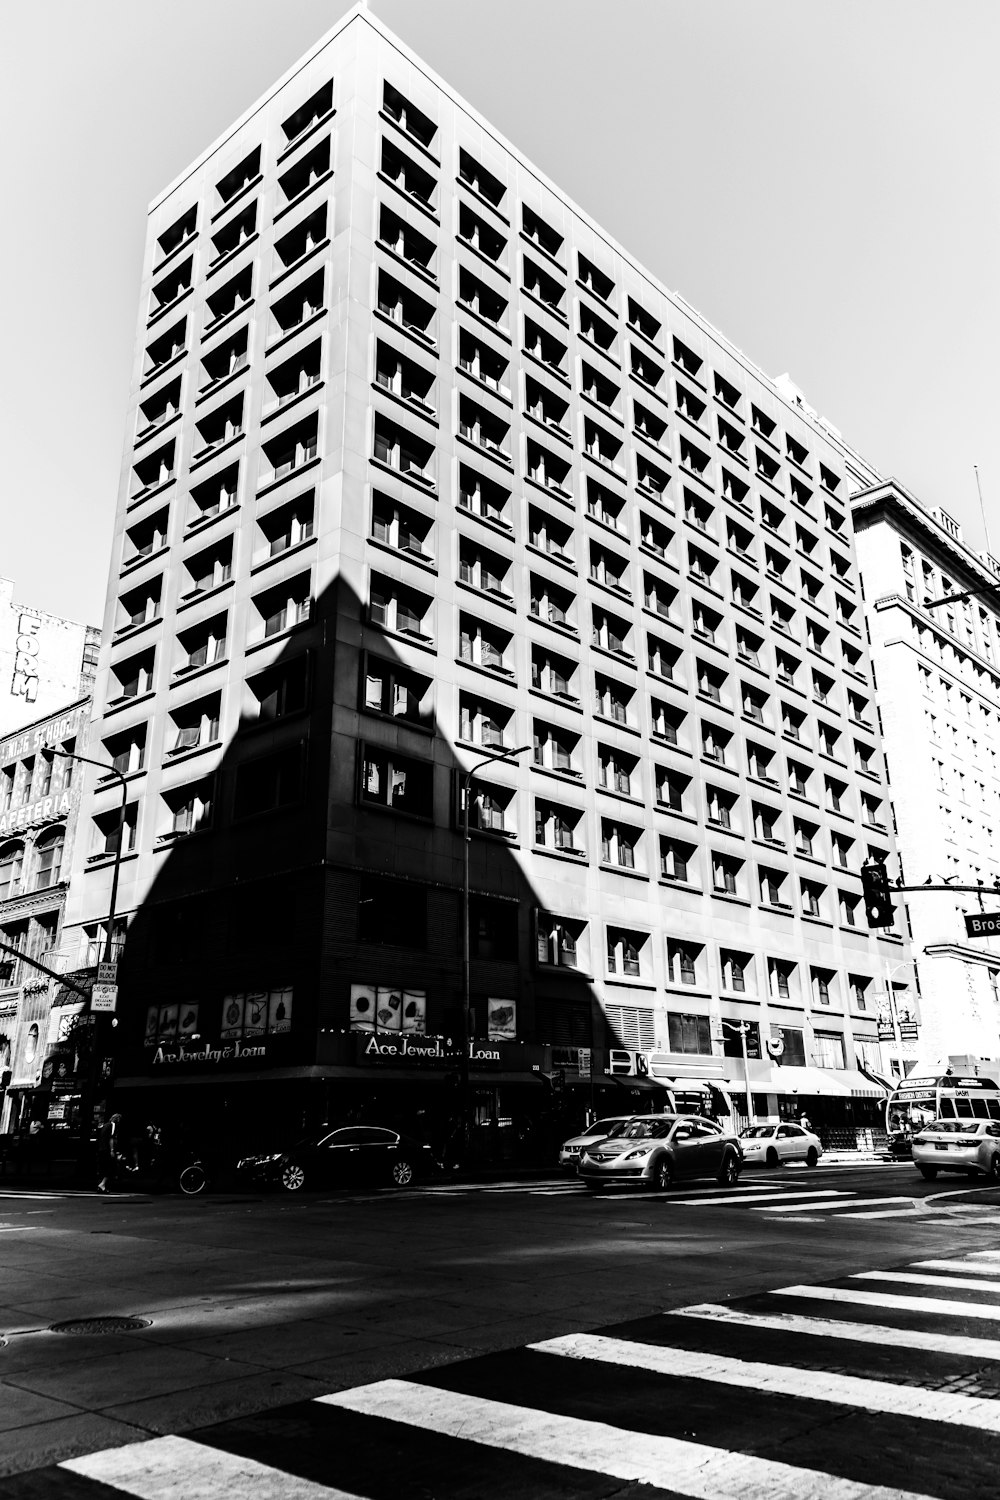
[722,1066,853,1099]
[856,1061,893,1095]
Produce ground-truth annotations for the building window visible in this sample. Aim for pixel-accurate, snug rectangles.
[360,748,432,819]
[771,1023,806,1066]
[601,819,640,870]
[656,767,688,812]
[850,975,872,1011]
[667,938,702,988]
[378,268,436,339]
[759,867,788,908]
[247,654,311,725]
[606,1004,655,1051]
[536,912,587,971]
[163,777,214,839]
[168,694,221,755]
[532,722,577,775]
[598,746,634,796]
[607,927,644,978]
[369,575,432,640]
[812,1030,846,1070]
[768,958,796,1000]
[233,746,305,821]
[668,1012,712,1055]
[0,842,24,900]
[721,949,753,994]
[382,81,437,150]
[811,967,836,1007]
[712,852,742,896]
[92,804,139,858]
[660,837,694,884]
[535,799,583,855]
[281,80,333,149]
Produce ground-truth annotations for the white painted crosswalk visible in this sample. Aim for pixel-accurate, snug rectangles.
[35,1245,1000,1500]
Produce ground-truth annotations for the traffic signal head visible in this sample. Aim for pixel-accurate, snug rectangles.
[861,861,895,929]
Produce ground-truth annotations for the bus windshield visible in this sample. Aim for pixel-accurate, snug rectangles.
[887,1077,1000,1136]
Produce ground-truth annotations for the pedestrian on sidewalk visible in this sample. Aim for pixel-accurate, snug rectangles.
[96,1112,124,1194]
[799,1111,813,1134]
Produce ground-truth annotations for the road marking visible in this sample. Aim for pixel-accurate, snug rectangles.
[62,1432,364,1498]
[676,1189,851,1207]
[774,1283,1000,1321]
[754,1195,907,1214]
[853,1269,1000,1295]
[912,1258,1000,1276]
[530,1332,1000,1432]
[670,1301,1000,1360]
[320,1378,940,1500]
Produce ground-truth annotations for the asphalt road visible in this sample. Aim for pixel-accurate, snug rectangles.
[4,1159,1000,1492]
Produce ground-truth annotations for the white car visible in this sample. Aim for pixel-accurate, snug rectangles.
[739,1122,822,1167]
[558,1117,633,1171]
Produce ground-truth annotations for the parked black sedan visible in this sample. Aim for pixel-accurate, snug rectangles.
[237,1126,436,1192]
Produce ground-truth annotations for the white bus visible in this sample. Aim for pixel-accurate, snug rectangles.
[885,1074,1000,1154]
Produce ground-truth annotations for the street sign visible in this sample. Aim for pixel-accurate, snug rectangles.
[965,912,1000,938]
[97,962,118,984]
[90,984,118,1014]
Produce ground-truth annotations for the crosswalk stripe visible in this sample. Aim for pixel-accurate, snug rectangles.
[529,1331,1000,1431]
[854,1269,1000,1294]
[61,1433,365,1498]
[754,1195,904,1214]
[774,1283,1000,1321]
[670,1301,1000,1360]
[320,1378,940,1500]
[676,1189,850,1207]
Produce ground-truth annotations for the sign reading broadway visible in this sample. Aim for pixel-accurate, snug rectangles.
[965,911,1000,939]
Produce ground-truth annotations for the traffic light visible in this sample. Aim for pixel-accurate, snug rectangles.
[861,860,895,929]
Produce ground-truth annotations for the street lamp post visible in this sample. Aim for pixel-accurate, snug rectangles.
[460,743,531,1158]
[42,746,129,1175]
[719,1019,754,1128]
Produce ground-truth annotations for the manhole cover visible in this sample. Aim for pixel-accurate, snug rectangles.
[50,1316,151,1335]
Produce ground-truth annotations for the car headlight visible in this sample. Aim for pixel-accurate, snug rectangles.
[622,1147,654,1160]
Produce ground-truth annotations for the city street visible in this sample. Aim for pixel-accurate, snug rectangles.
[5,1159,1000,1493]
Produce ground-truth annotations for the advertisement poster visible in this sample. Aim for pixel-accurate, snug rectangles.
[400,990,426,1033]
[144,1006,159,1046]
[350,984,377,1031]
[268,987,293,1034]
[221,993,246,1040]
[178,1003,199,1037]
[376,989,404,1030]
[157,1003,179,1041]
[487,997,516,1042]
[243,992,268,1038]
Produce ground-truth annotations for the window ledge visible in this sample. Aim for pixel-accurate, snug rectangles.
[588,575,633,607]
[759,902,795,917]
[172,656,230,687]
[376,238,439,291]
[459,365,513,407]
[365,622,437,659]
[591,643,637,671]
[155,825,214,849]
[372,381,438,428]
[801,915,835,929]
[205,231,260,282]
[147,286,193,328]
[140,349,188,389]
[596,786,645,810]
[196,364,247,408]
[578,331,620,370]
[518,229,565,274]
[527,609,578,642]
[522,348,570,388]
[598,862,648,882]
[190,431,244,471]
[521,285,568,328]
[86,849,139,870]
[203,299,254,345]
[581,390,624,429]
[270,237,332,293]
[250,534,317,576]
[377,170,439,225]
[604,974,656,989]
[113,615,161,646]
[186,504,240,540]
[121,543,170,578]
[526,541,577,576]
[369,455,437,498]
[524,473,575,511]
[367,535,435,576]
[524,410,573,449]
[457,577,515,613]
[103,688,155,720]
[457,176,510,226]
[456,300,511,346]
[533,844,589,866]
[530,763,584,785]
[262,381,327,428]
[277,108,337,164]
[211,172,263,224]
[134,410,181,450]
[128,475,176,511]
[245,619,314,657]
[176,577,234,614]
[528,686,583,715]
[163,738,222,768]
[456,432,512,471]
[455,655,516,686]
[594,713,640,738]
[658,878,702,895]
[457,234,510,282]
[582,447,626,482]
[273,168,335,226]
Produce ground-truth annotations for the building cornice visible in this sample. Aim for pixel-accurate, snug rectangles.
[852,479,1000,597]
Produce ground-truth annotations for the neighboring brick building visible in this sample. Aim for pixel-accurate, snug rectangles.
[0,698,91,1135]
[60,7,911,1150]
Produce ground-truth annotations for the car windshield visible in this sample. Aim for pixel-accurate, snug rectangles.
[613,1119,673,1140]
[583,1119,623,1137]
[921,1120,981,1135]
[741,1126,775,1139]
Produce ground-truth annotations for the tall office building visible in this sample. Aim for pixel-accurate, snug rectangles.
[853,479,1000,1074]
[61,6,911,1147]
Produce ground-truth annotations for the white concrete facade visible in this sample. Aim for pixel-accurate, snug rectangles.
[853,480,1000,1073]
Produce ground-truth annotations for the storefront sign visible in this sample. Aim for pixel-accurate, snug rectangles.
[90,984,118,1014]
[353,1033,524,1069]
[152,1039,267,1065]
[0,707,86,765]
[577,1048,592,1079]
[10,612,41,705]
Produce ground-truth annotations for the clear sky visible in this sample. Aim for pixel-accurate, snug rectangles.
[3,0,997,624]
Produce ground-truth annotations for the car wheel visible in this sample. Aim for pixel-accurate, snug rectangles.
[716,1152,740,1187]
[765,1147,780,1168]
[805,1147,818,1168]
[390,1158,414,1188]
[917,1165,938,1181]
[652,1156,673,1192]
[280,1162,307,1192]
